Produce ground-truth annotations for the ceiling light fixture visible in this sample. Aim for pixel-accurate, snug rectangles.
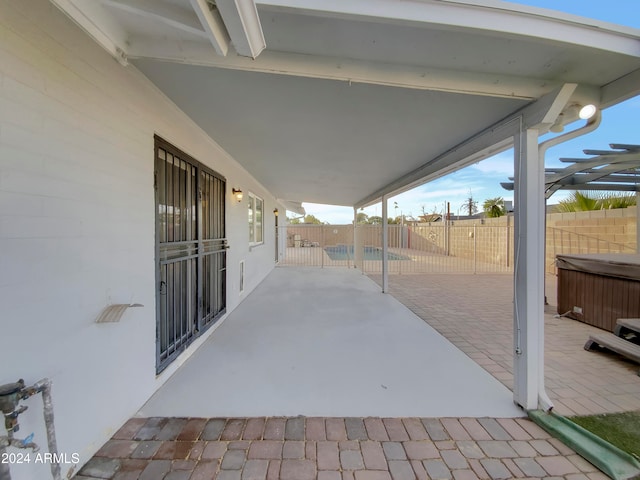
[578,104,597,120]
[550,104,598,134]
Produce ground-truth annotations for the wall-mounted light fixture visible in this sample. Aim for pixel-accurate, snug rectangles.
[273,208,279,216]
[232,188,243,203]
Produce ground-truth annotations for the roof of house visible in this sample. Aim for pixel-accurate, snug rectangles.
[419,214,443,223]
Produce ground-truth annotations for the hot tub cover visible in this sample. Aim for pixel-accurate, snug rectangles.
[556,253,640,281]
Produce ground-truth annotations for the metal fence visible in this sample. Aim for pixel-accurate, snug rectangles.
[279,223,636,275]
[279,224,512,274]
[280,225,355,268]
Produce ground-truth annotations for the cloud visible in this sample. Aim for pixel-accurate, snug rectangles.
[296,203,354,224]
[468,152,514,176]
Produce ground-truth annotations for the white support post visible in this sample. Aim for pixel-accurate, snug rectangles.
[382,197,389,293]
[353,207,361,271]
[353,208,357,269]
[513,127,545,410]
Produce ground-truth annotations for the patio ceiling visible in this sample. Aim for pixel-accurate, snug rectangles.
[51,0,640,208]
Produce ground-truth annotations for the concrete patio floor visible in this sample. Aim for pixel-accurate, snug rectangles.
[139,267,521,418]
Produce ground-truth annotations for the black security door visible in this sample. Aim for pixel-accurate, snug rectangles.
[154,136,226,373]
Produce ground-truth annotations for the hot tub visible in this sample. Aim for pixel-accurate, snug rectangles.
[556,253,640,332]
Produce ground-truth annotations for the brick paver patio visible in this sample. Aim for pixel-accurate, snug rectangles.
[372,273,640,416]
[77,416,611,480]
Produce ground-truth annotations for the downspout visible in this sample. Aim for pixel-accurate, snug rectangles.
[353,207,359,270]
[535,111,602,412]
[35,379,61,480]
[382,196,389,293]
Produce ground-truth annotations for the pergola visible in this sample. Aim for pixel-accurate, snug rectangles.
[502,144,640,198]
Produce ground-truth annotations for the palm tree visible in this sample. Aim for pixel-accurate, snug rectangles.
[462,191,478,216]
[555,191,636,212]
[483,197,505,218]
[600,193,637,209]
[556,192,599,212]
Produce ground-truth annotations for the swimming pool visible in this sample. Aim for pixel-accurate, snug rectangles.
[324,245,410,261]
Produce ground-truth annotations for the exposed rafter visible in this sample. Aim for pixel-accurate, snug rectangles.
[216,0,266,58]
[190,0,231,56]
[103,0,208,38]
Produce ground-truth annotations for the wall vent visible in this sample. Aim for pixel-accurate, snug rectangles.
[239,260,245,294]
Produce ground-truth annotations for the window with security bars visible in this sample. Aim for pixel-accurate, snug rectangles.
[154,136,227,373]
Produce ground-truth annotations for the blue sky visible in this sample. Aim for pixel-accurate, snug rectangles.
[298,1,640,224]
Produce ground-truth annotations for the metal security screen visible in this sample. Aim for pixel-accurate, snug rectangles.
[200,169,227,325]
[155,136,226,373]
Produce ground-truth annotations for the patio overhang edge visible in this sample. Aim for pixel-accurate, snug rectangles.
[256,0,640,55]
[278,199,306,215]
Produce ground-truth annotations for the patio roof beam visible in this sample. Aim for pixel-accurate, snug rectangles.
[124,46,552,100]
[601,68,640,109]
[50,0,129,64]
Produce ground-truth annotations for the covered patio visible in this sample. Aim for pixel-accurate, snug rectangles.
[4,1,640,478]
[43,0,640,416]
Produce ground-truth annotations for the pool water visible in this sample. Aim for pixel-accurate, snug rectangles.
[324,245,410,261]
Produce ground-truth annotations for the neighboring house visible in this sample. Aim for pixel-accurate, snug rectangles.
[418,214,443,223]
[1,1,639,478]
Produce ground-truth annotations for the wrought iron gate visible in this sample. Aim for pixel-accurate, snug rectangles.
[154,136,227,373]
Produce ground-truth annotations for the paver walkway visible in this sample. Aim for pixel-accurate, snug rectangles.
[372,273,640,416]
[77,416,610,480]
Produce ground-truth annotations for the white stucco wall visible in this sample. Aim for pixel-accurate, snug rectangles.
[0,2,280,478]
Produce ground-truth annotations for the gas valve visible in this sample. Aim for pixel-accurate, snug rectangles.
[0,379,28,434]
